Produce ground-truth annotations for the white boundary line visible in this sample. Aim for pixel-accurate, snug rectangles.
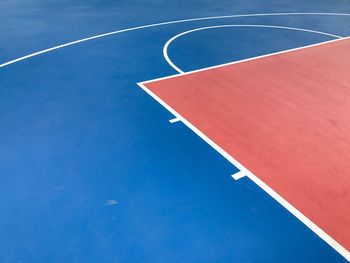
[141,36,349,84]
[1,12,350,69]
[137,82,350,261]
[162,24,342,73]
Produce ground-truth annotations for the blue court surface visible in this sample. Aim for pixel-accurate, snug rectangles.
[1,1,350,262]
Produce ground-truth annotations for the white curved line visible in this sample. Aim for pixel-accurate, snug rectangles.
[0,12,349,69]
[163,24,342,73]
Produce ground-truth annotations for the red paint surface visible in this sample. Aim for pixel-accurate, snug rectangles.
[145,39,350,251]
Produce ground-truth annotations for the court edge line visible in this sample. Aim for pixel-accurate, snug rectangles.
[141,35,349,84]
[162,24,342,74]
[1,12,350,69]
[137,82,350,261]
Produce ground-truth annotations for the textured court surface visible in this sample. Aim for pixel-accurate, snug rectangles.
[1,1,350,263]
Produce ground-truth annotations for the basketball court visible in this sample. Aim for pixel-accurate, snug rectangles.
[1,1,350,262]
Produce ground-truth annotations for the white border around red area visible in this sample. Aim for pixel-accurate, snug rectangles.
[138,37,350,261]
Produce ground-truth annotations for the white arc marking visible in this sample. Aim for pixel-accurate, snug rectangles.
[163,24,341,73]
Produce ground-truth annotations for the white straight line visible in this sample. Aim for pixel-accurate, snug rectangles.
[137,82,350,261]
[162,24,342,74]
[1,12,350,69]
[140,36,350,84]
[169,117,181,123]
[231,171,246,180]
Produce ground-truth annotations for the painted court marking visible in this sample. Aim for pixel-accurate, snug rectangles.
[231,171,246,180]
[169,117,181,123]
[0,12,350,69]
[163,24,341,73]
[139,36,350,261]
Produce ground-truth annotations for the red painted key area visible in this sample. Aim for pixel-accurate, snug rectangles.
[145,39,350,251]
